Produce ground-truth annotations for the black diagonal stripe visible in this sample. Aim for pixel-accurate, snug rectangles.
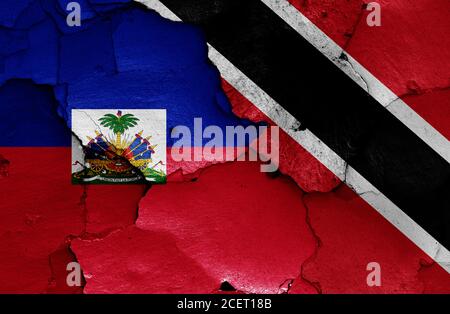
[157,0,450,246]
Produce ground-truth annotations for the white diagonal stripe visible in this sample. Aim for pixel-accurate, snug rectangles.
[135,0,450,273]
[261,0,450,164]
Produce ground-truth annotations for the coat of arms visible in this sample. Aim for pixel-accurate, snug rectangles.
[71,109,166,184]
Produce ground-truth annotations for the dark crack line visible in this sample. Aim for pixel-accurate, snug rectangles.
[342,2,369,50]
[299,193,323,294]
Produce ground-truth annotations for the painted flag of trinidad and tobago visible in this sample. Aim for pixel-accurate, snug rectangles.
[0,0,450,301]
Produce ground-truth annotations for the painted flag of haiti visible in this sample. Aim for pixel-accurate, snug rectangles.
[0,0,449,294]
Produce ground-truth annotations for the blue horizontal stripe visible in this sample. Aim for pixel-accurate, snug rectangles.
[0,2,254,147]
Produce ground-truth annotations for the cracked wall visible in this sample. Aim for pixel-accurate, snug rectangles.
[0,0,449,294]
[288,0,450,139]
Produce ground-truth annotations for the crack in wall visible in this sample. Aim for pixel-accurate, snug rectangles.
[0,154,10,177]
[338,52,370,93]
[298,193,323,294]
[4,0,448,294]
[341,2,368,50]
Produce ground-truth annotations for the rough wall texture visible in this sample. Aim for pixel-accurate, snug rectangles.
[0,0,449,293]
[288,0,450,138]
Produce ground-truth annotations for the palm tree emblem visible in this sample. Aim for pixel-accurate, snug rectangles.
[99,110,139,149]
